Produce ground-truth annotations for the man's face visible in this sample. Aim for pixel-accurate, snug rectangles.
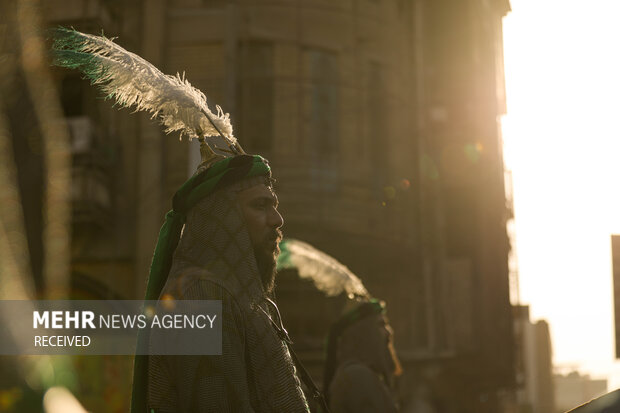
[236,184,284,292]
[365,314,394,359]
[360,314,401,378]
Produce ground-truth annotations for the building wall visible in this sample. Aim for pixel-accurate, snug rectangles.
[408,0,514,411]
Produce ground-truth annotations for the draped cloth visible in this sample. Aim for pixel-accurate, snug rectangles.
[131,155,310,412]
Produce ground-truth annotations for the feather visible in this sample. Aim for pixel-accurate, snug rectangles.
[277,238,370,299]
[51,27,235,144]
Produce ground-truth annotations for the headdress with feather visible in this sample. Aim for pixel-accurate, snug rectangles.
[50,27,243,165]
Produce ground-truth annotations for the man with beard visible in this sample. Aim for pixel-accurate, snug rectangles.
[323,300,402,413]
[132,154,310,413]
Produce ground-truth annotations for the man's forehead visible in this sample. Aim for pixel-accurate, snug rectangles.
[237,183,277,201]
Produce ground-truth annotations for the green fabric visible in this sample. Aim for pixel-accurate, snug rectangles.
[130,154,271,413]
[50,27,115,91]
[144,210,186,301]
[175,155,268,212]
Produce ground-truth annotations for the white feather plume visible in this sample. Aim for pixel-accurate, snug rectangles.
[52,28,235,143]
[278,238,370,299]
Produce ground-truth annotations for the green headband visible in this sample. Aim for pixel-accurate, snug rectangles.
[173,155,271,216]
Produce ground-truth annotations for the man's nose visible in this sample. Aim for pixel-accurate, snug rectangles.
[269,207,284,229]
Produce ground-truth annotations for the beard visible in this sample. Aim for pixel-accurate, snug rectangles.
[254,228,283,294]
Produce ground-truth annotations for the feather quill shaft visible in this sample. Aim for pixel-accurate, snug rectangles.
[51,28,235,144]
[277,238,370,299]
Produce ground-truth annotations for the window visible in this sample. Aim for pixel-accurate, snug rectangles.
[238,41,274,153]
[367,61,388,193]
[303,48,339,191]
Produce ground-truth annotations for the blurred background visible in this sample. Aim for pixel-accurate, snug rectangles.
[0,0,618,412]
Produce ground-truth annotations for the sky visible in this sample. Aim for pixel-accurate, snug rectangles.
[501,0,620,388]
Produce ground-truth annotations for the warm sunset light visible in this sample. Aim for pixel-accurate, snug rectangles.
[502,0,620,389]
[5,0,620,410]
